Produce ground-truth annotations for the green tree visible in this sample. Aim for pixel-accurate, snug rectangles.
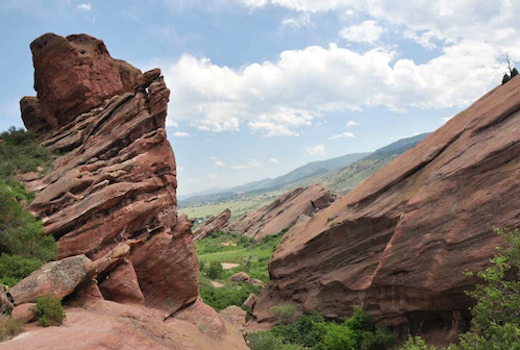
[206,260,224,279]
[502,73,511,85]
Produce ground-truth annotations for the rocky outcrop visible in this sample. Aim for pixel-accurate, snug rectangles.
[229,272,265,288]
[253,76,520,345]
[8,33,248,350]
[220,305,247,332]
[193,208,231,241]
[225,184,335,241]
[9,255,92,305]
[3,300,248,350]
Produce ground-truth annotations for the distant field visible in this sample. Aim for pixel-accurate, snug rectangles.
[179,191,284,222]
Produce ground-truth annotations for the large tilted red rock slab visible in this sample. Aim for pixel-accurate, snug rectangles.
[1,300,249,350]
[193,208,231,241]
[225,184,334,241]
[253,76,520,344]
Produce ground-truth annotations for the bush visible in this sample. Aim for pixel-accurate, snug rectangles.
[272,311,326,347]
[248,332,307,350]
[32,294,66,327]
[512,67,519,78]
[0,127,51,179]
[199,277,261,311]
[0,315,23,341]
[199,259,206,272]
[206,260,224,280]
[400,336,436,350]
[261,307,395,350]
[0,182,57,262]
[0,254,43,286]
[271,304,297,325]
[502,73,511,84]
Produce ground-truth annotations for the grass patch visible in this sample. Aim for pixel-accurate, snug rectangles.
[0,315,23,341]
[196,228,289,311]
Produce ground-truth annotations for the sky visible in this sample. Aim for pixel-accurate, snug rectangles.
[0,0,519,196]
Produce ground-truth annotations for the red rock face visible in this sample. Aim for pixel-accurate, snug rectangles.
[193,208,231,241]
[253,77,520,344]
[19,32,198,316]
[225,184,334,241]
[2,300,248,350]
[29,33,132,127]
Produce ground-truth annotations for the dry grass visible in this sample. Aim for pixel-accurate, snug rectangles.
[0,314,24,342]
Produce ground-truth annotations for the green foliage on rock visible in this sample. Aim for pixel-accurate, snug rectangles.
[32,294,66,327]
[0,127,57,287]
[0,127,51,179]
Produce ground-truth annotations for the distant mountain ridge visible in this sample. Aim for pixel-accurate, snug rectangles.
[179,133,430,206]
[179,152,369,204]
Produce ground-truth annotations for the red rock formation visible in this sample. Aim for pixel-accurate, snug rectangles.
[225,184,334,241]
[3,300,248,350]
[193,208,231,241]
[9,33,248,350]
[253,76,520,345]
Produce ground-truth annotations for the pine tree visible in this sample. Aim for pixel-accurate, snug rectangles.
[502,73,511,85]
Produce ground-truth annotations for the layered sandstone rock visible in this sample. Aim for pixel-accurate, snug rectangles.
[253,75,520,345]
[226,184,335,241]
[193,208,231,241]
[3,300,248,350]
[8,33,248,350]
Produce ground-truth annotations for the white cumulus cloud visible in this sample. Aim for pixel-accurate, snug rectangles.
[213,160,226,167]
[162,40,503,136]
[339,20,383,44]
[77,3,91,11]
[269,157,280,164]
[230,158,264,169]
[306,144,326,157]
[329,131,355,140]
[345,120,360,128]
[173,131,190,137]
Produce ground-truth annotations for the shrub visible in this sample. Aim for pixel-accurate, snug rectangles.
[271,304,297,325]
[206,260,224,280]
[199,259,206,272]
[271,311,326,347]
[0,315,23,341]
[199,277,261,311]
[32,294,66,327]
[400,336,436,350]
[0,182,58,262]
[248,332,307,350]
[316,322,359,350]
[502,73,511,85]
[0,127,51,179]
[512,67,519,78]
[0,254,43,286]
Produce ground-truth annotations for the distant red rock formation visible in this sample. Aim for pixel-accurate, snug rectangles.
[193,208,232,241]
[252,75,520,347]
[225,184,336,241]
